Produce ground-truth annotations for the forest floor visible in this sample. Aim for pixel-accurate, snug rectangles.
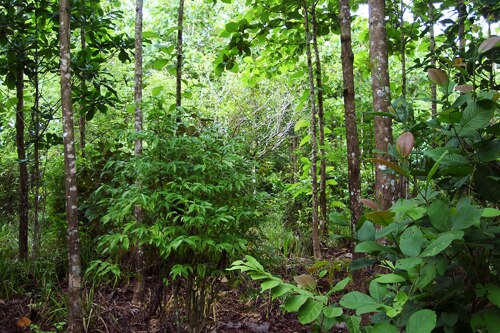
[0,248,353,333]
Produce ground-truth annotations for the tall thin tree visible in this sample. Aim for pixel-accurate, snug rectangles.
[59,0,83,331]
[429,0,437,117]
[302,0,322,259]
[132,0,145,306]
[339,0,363,289]
[368,0,394,209]
[310,4,327,236]
[176,0,185,108]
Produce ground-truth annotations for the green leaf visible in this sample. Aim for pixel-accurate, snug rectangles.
[471,310,500,332]
[357,221,375,241]
[271,284,291,299]
[295,119,310,132]
[298,299,323,324]
[346,315,361,333]
[458,101,495,137]
[332,277,351,292]
[369,280,387,303]
[428,199,452,232]
[299,134,311,147]
[406,309,436,333]
[151,86,163,97]
[261,279,280,291]
[355,241,389,254]
[482,208,500,218]
[395,257,422,270]
[225,22,239,32]
[374,273,406,284]
[477,140,500,162]
[420,231,464,257]
[485,283,500,307]
[399,226,424,257]
[340,291,378,311]
[284,295,308,312]
[152,58,168,70]
[365,210,396,226]
[323,306,343,318]
[451,198,482,230]
[142,31,160,39]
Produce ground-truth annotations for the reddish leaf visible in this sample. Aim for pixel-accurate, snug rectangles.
[396,132,414,157]
[17,316,31,328]
[454,84,474,93]
[294,274,317,290]
[478,36,500,54]
[427,68,449,87]
[360,199,380,211]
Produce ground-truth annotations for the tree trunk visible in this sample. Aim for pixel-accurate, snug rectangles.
[176,0,185,108]
[132,0,145,306]
[59,0,83,331]
[311,4,327,237]
[400,0,406,98]
[16,66,29,260]
[32,20,41,258]
[368,0,394,210]
[429,0,437,117]
[302,0,321,259]
[339,0,363,290]
[456,0,466,53]
[79,22,86,157]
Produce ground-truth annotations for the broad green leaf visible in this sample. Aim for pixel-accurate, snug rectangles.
[142,31,159,39]
[428,199,452,231]
[452,198,482,230]
[482,208,500,217]
[357,221,376,241]
[225,22,239,32]
[261,279,280,291]
[355,241,389,254]
[340,291,377,310]
[396,257,422,270]
[458,101,495,137]
[297,299,323,324]
[471,310,500,332]
[400,226,423,257]
[406,309,436,333]
[346,315,361,333]
[331,277,351,292]
[478,140,500,162]
[284,295,308,312]
[415,263,437,290]
[369,280,387,303]
[271,284,291,299]
[323,306,342,318]
[151,86,163,97]
[152,58,168,70]
[420,231,464,257]
[374,273,406,284]
[299,134,311,147]
[485,283,500,307]
[294,118,310,131]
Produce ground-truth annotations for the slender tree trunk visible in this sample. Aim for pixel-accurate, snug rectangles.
[132,0,145,306]
[429,0,437,117]
[302,0,321,259]
[79,22,86,157]
[456,0,466,54]
[368,0,394,210]
[32,13,41,258]
[311,4,327,237]
[339,0,363,290]
[16,66,29,260]
[59,0,83,331]
[400,0,406,98]
[176,0,185,108]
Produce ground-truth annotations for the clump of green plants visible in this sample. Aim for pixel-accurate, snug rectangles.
[89,112,263,332]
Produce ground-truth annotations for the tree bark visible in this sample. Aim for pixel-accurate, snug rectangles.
[79,22,86,157]
[32,14,41,258]
[302,0,321,259]
[400,0,406,98]
[176,0,185,108]
[429,0,437,117]
[311,4,327,237]
[59,0,83,331]
[339,0,363,290]
[132,0,145,306]
[368,0,394,210]
[16,65,29,260]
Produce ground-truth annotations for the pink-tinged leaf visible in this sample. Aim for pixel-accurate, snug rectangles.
[366,211,396,226]
[360,199,380,211]
[427,68,449,87]
[454,84,474,93]
[396,132,414,157]
[294,274,317,290]
[478,36,500,54]
[367,158,404,175]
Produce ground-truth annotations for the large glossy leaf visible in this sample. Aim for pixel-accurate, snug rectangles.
[323,306,343,318]
[451,198,482,230]
[355,241,389,254]
[366,210,396,226]
[458,101,495,137]
[428,199,452,231]
[297,299,323,324]
[395,257,422,270]
[369,280,387,303]
[340,291,378,313]
[374,273,406,284]
[366,322,399,333]
[284,295,308,312]
[406,309,436,333]
[420,231,464,257]
[357,221,376,241]
[399,226,424,257]
[477,140,500,162]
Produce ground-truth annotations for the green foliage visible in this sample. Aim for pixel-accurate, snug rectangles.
[229,255,350,332]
